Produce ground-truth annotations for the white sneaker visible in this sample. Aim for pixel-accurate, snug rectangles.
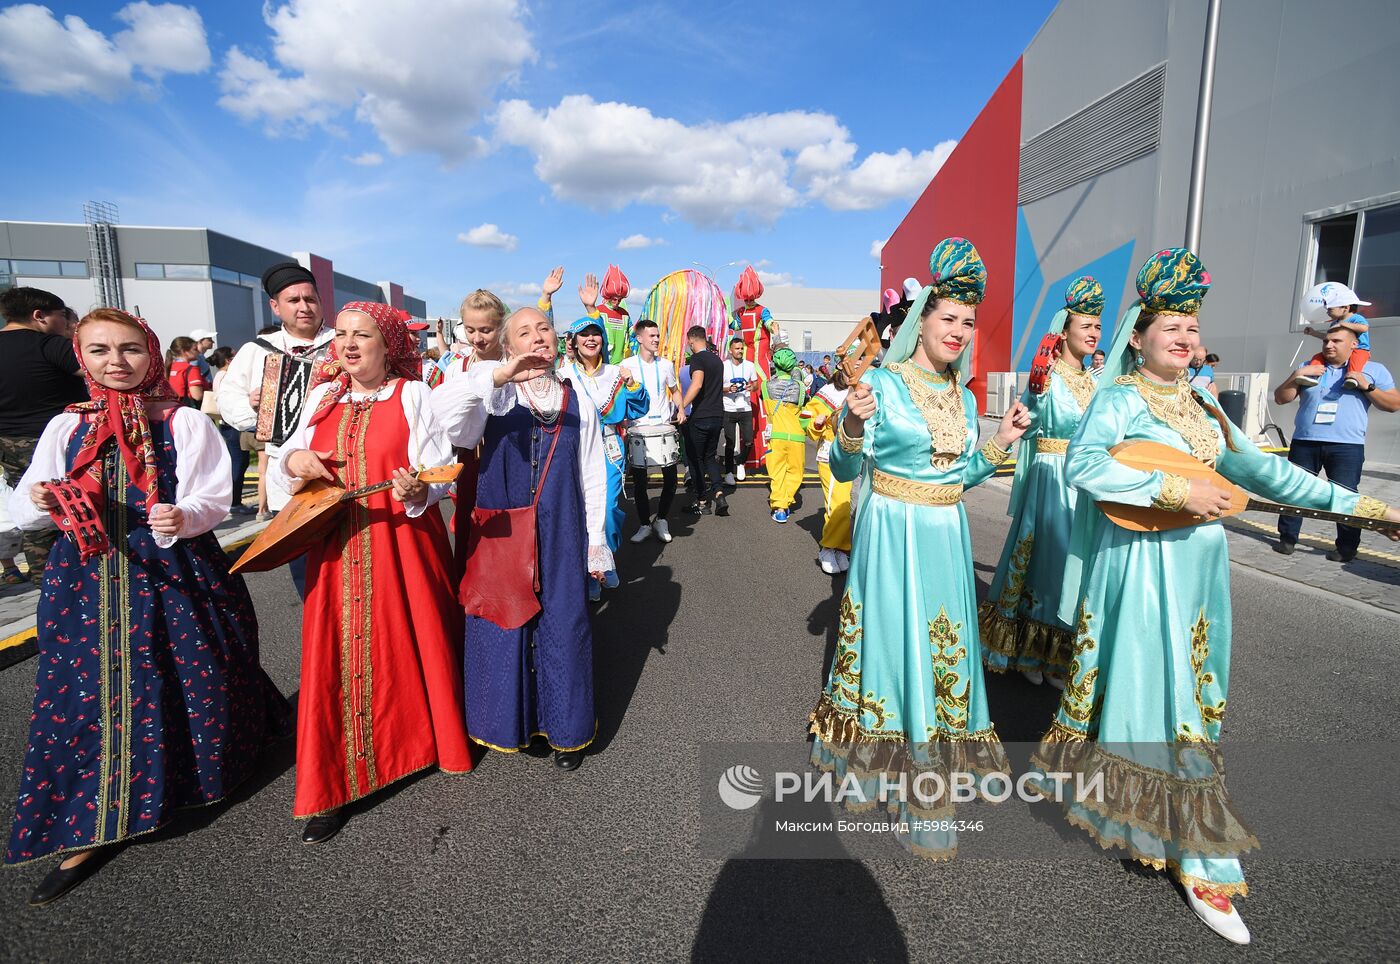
[736,465,746,481]
[1021,668,1044,686]
[1046,672,1066,691]
[1293,372,1319,387]
[723,472,736,486]
[819,548,838,574]
[653,519,672,543]
[1184,885,1251,945]
[834,550,850,572]
[630,524,653,543]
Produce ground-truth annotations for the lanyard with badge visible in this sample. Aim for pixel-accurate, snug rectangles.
[640,355,665,422]
[1313,369,1340,424]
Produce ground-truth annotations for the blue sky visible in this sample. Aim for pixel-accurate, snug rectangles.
[0,0,1054,315]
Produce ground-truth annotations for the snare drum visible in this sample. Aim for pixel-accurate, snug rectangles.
[627,422,681,468]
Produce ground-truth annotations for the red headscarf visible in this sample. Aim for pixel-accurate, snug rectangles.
[65,309,178,514]
[307,301,423,426]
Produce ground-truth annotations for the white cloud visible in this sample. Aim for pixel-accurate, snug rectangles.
[458,223,518,251]
[346,152,384,166]
[487,280,544,309]
[218,0,534,163]
[494,96,955,228]
[809,141,958,211]
[871,239,885,259]
[756,269,795,288]
[0,2,208,98]
[617,234,665,250]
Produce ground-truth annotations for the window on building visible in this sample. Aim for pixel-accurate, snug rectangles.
[1305,199,1400,324]
[135,262,165,278]
[163,264,209,280]
[14,259,60,276]
[211,266,242,284]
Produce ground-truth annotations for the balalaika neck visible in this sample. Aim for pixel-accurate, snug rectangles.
[340,472,419,502]
[1245,498,1389,532]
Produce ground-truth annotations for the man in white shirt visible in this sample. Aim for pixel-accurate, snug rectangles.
[216,261,334,596]
[619,319,682,543]
[721,337,757,485]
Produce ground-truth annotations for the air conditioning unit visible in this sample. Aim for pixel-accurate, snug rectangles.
[985,372,1016,417]
[1215,372,1274,443]
[1016,371,1030,397]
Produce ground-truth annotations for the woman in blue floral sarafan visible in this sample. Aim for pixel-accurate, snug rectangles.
[5,309,287,906]
[979,276,1104,687]
[809,238,1031,858]
[1033,248,1399,944]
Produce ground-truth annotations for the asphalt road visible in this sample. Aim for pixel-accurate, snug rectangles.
[2,477,1397,963]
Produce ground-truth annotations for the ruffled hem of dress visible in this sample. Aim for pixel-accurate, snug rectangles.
[977,601,1074,673]
[1027,722,1260,861]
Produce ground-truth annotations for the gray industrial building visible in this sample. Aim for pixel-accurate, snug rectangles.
[0,217,426,350]
[881,0,1400,461]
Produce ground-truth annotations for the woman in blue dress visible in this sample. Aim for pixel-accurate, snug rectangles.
[1034,248,1399,943]
[6,309,287,905]
[980,276,1104,687]
[809,238,1031,858]
[559,316,649,599]
[431,307,612,771]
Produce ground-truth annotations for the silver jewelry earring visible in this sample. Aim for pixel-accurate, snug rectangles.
[1134,352,1144,367]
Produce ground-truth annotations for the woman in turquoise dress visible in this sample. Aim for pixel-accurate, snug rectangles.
[559,316,649,599]
[980,277,1104,687]
[809,238,1031,858]
[1033,248,1399,944]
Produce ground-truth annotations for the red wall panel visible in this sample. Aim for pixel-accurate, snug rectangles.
[881,59,1022,410]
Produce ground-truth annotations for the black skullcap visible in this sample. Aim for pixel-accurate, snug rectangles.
[261,261,317,298]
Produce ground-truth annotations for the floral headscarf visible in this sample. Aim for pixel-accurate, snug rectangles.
[64,310,177,514]
[886,237,988,375]
[308,301,422,426]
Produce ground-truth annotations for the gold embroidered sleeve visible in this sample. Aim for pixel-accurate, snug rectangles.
[1152,473,1191,512]
[836,417,865,453]
[1353,495,1389,520]
[979,439,1011,466]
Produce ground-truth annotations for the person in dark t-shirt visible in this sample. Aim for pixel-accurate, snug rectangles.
[678,325,728,516]
[0,287,88,582]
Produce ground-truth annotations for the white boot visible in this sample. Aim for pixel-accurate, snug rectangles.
[723,472,736,486]
[1021,668,1044,685]
[819,548,838,574]
[1184,886,1251,945]
[630,523,654,543]
[653,519,672,543]
[834,550,850,572]
[736,464,746,481]
[1045,671,1066,691]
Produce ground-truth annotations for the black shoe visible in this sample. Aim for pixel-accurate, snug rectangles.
[714,493,729,516]
[688,501,712,515]
[553,749,584,771]
[301,809,346,844]
[28,853,104,906]
[1326,549,1356,563]
[229,503,257,516]
[1272,540,1296,555]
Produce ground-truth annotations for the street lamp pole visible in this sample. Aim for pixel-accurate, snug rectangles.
[1184,0,1222,254]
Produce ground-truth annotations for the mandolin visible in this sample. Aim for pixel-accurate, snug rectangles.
[231,463,462,573]
[1027,332,1064,395]
[1098,440,1394,534]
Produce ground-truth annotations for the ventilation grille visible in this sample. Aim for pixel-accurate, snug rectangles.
[1018,63,1166,205]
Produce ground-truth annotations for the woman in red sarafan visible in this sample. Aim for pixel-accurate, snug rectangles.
[272,301,473,844]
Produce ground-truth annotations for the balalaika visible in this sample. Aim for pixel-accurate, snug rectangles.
[254,336,326,445]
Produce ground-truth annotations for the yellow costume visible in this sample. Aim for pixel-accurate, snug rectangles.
[798,384,852,553]
[762,349,806,517]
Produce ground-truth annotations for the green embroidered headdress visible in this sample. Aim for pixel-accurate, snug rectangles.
[886,237,987,377]
[1098,247,1211,383]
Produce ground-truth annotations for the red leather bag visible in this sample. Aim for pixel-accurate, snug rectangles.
[459,384,568,629]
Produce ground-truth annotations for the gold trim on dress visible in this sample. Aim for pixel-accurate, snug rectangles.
[888,361,967,470]
[977,601,1076,673]
[1036,437,1069,454]
[1053,357,1097,411]
[1119,372,1221,464]
[1152,473,1191,512]
[1354,495,1389,520]
[870,469,963,506]
[835,417,864,453]
[979,439,1011,466]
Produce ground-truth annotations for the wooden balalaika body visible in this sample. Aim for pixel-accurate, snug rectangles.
[232,464,461,573]
[1099,440,1391,534]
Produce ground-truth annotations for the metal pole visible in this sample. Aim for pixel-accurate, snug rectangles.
[1184,0,1222,253]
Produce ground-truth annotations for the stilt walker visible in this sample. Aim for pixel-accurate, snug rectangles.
[730,266,778,473]
[809,238,1031,858]
[592,265,635,365]
[1031,248,1399,944]
[979,276,1104,686]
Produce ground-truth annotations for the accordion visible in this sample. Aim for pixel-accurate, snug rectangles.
[254,337,323,445]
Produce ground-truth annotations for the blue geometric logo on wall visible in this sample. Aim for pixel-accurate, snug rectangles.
[1010,208,1136,370]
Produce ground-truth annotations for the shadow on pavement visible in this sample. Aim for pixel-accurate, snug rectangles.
[690,795,909,962]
